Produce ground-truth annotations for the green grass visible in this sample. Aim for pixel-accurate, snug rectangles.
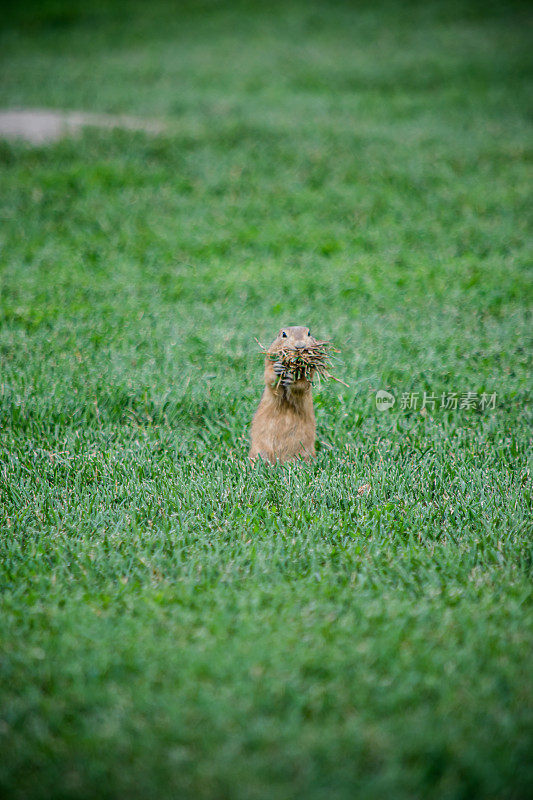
[1,1,532,798]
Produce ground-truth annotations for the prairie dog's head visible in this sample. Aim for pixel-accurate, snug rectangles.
[269,325,316,353]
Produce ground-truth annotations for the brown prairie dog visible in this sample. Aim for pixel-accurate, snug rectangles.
[249,326,317,464]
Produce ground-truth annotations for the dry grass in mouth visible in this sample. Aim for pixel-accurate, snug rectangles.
[255,338,348,387]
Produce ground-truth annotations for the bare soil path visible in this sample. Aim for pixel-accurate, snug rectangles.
[0,108,165,143]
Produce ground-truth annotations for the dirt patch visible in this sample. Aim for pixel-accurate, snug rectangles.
[0,109,165,143]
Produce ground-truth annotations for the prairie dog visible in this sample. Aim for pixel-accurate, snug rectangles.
[249,326,317,464]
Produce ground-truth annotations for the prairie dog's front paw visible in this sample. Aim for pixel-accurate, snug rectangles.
[273,361,285,376]
[289,376,310,393]
[281,373,294,388]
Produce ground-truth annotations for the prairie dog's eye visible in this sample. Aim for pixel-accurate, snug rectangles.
[308,331,311,336]
[282,331,287,338]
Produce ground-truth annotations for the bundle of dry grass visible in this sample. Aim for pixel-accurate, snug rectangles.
[256,338,347,387]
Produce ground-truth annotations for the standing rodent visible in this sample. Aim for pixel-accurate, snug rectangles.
[249,326,317,464]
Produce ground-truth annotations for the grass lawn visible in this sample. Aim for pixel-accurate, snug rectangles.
[0,1,532,798]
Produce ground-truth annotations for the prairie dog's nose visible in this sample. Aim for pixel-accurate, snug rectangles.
[294,341,306,349]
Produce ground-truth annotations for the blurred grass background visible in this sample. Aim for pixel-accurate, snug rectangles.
[0,1,532,798]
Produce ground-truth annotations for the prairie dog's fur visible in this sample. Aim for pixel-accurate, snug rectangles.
[249,326,316,464]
